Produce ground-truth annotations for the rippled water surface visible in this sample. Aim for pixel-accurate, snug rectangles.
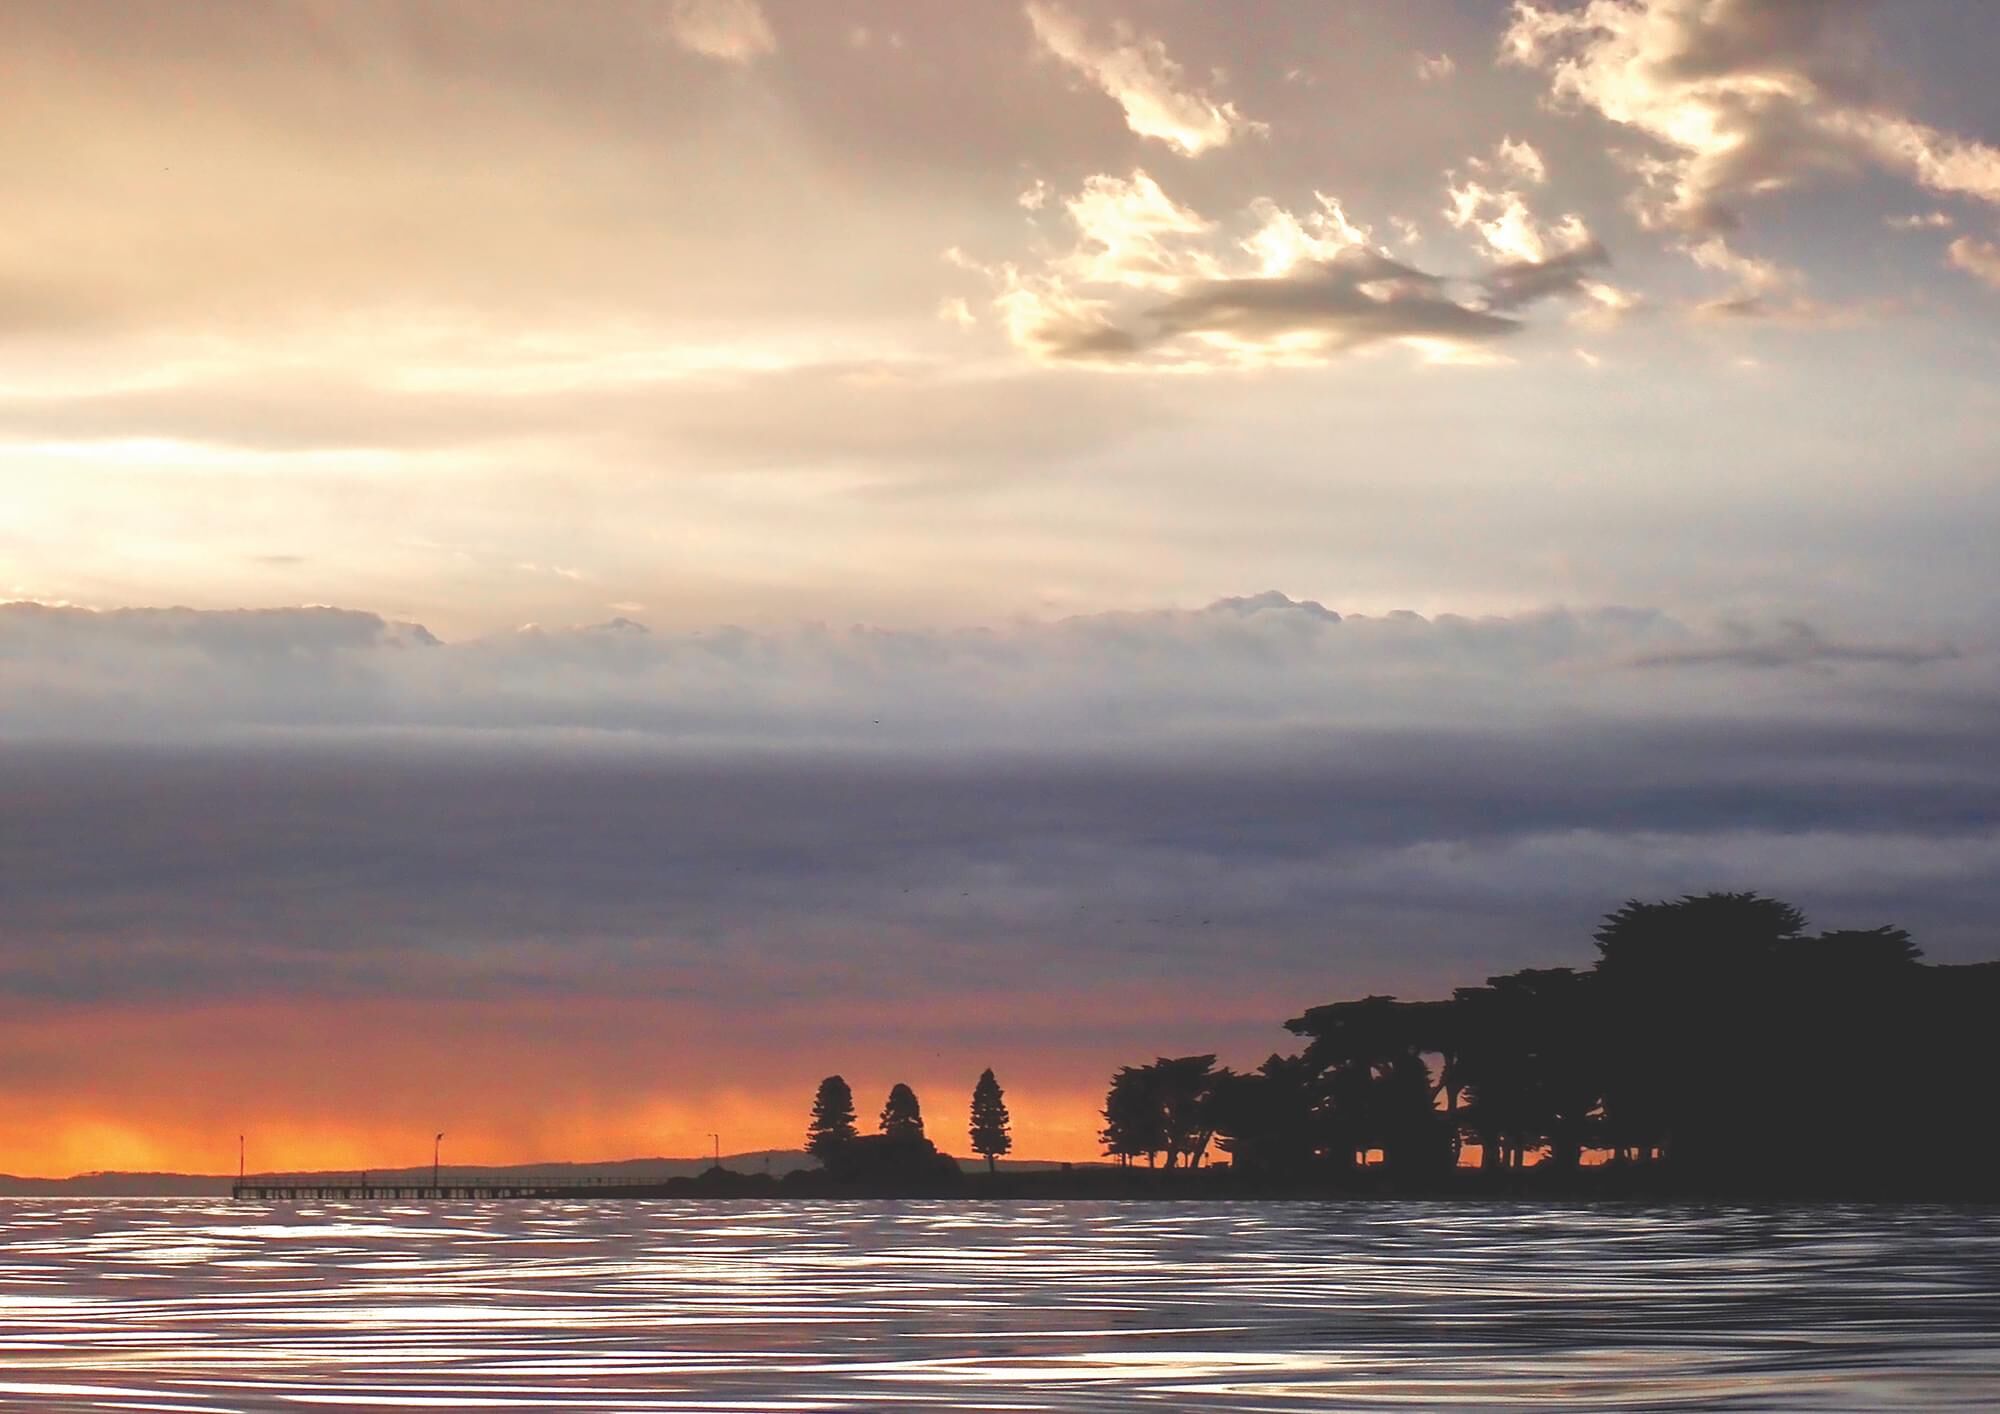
[0,1199,1995,1410]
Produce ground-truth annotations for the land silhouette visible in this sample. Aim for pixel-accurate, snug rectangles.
[784,893,1998,1202]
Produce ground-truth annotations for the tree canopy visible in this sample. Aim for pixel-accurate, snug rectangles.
[806,1075,857,1162]
[880,1082,925,1140]
[1099,1056,1221,1169]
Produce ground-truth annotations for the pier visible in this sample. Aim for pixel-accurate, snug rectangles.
[232,1175,678,1200]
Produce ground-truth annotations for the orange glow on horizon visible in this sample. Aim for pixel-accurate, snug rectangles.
[0,1103,1633,1180]
[0,1088,1117,1180]
[0,996,1132,1177]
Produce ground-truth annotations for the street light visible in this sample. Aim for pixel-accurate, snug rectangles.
[708,1133,720,1169]
[433,1132,444,1194]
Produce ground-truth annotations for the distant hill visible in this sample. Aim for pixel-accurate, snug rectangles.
[0,1149,1098,1196]
[0,1171,234,1197]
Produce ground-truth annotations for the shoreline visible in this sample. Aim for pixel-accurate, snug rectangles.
[216,1165,1998,1206]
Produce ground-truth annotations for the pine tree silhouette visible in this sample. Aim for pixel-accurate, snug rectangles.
[806,1075,858,1162]
[880,1083,924,1140]
[969,1068,1012,1173]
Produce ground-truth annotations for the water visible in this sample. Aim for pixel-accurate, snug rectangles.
[0,1199,1993,1411]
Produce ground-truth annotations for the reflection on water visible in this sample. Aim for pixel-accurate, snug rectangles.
[0,1199,1994,1410]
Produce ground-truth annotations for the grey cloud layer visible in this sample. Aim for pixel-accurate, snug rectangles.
[2,595,1977,747]
[3,596,1992,1031]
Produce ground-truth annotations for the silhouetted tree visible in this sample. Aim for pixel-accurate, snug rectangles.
[1210,1054,1322,1176]
[1100,1066,1163,1166]
[1593,891,1808,979]
[1803,925,1920,969]
[1285,996,1453,1176]
[1918,959,2000,1183]
[1772,925,1927,1181]
[1099,1057,1222,1169]
[1125,888,1993,1195]
[1374,1051,1455,1175]
[880,1083,925,1140]
[806,1075,858,1164]
[1593,892,1806,1174]
[968,1069,1012,1173]
[819,1084,960,1189]
[1151,1055,1222,1168]
[1452,969,1603,1171]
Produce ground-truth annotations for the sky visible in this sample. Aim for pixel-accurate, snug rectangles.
[2,0,1999,1174]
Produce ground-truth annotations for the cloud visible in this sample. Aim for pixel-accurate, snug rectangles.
[1683,235,1826,321]
[1140,250,1524,358]
[1205,590,1340,622]
[1445,178,1594,262]
[1504,0,2000,232]
[1239,193,1372,274]
[1055,172,1221,290]
[1442,162,1614,312]
[1672,233,1884,325]
[0,357,1168,478]
[1629,620,1959,670]
[1416,53,1457,83]
[0,1,1040,346]
[1496,137,1550,185]
[966,170,1612,367]
[3,596,1997,1027]
[1479,241,1612,313]
[984,263,1147,362]
[1947,236,2000,290]
[1845,109,2000,207]
[1025,2,1265,156]
[665,0,776,62]
[0,594,1979,752]
[13,738,2000,1061]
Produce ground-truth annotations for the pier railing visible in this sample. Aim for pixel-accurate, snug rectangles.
[232,1174,676,1200]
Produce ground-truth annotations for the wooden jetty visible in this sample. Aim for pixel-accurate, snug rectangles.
[232,1175,677,1200]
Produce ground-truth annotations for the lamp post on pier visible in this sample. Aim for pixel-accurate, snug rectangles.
[433,1132,444,1194]
[708,1133,720,1170]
